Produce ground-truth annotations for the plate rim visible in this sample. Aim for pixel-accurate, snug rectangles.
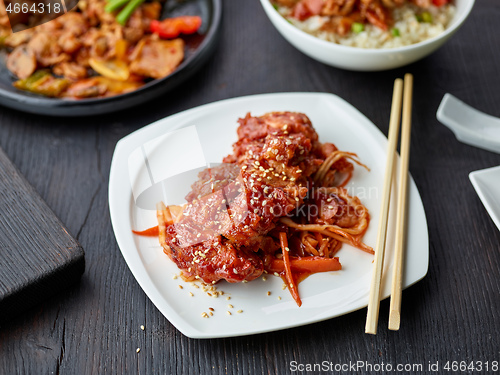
[0,0,222,117]
[469,165,500,232]
[109,92,429,338]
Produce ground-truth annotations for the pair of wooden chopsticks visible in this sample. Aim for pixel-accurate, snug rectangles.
[365,73,414,335]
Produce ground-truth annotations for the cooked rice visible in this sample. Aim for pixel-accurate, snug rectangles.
[278,3,456,49]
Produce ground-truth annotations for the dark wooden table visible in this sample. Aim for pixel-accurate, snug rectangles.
[1,1,499,374]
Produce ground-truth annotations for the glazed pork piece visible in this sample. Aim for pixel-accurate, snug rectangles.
[159,113,319,283]
[158,112,351,283]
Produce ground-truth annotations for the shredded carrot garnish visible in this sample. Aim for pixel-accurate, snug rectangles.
[280,232,302,307]
[132,226,159,237]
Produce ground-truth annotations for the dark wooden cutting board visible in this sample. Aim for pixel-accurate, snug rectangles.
[0,147,85,322]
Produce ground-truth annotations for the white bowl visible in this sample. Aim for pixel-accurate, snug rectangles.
[260,0,475,71]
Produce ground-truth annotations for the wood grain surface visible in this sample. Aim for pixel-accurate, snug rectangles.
[1,0,499,374]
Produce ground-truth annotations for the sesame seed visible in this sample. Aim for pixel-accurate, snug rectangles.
[274,272,279,277]
[262,200,267,206]
[297,169,302,173]
[172,275,178,279]
[242,165,247,170]
[267,291,271,296]
[209,312,213,316]
[209,307,214,311]
[197,233,201,238]
[327,198,333,202]
[136,348,141,353]
[282,284,287,290]
[221,199,226,204]
[262,276,267,281]
[189,292,194,297]
[237,310,243,313]
[226,296,231,300]
[242,280,248,283]
[178,285,183,289]
[278,296,282,300]
[201,312,208,318]
[295,197,299,201]
[285,247,290,252]
[207,292,212,296]
[328,206,334,209]
[228,304,233,308]
[140,325,145,331]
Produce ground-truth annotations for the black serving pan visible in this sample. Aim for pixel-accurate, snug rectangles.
[0,0,222,116]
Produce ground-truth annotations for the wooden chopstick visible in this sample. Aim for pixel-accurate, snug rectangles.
[388,73,414,331]
[365,78,404,335]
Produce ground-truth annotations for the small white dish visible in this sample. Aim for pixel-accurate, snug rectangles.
[260,0,474,71]
[109,92,429,338]
[469,166,500,232]
[437,94,500,154]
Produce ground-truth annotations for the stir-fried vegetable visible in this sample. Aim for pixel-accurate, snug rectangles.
[150,16,202,39]
[89,58,130,81]
[352,22,364,34]
[64,76,142,98]
[116,0,146,25]
[416,11,433,23]
[13,71,69,97]
[105,0,145,25]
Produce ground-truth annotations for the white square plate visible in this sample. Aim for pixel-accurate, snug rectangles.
[470,165,500,232]
[109,93,429,338]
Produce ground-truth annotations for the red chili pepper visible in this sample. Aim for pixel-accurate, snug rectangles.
[432,0,449,6]
[150,16,202,39]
